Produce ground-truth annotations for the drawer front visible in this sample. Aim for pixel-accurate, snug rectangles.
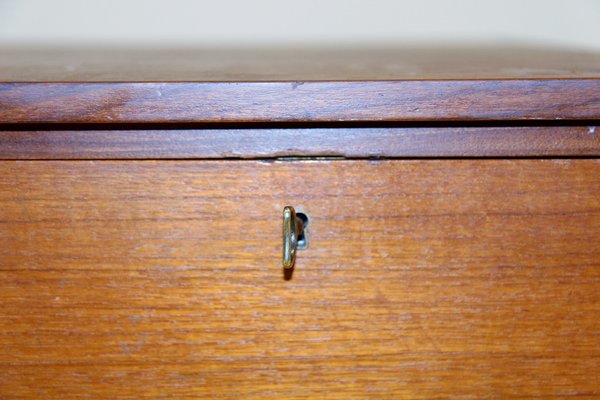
[1,160,599,398]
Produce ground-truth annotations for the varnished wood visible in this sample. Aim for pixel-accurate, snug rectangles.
[1,125,599,159]
[2,44,599,398]
[1,46,599,81]
[2,80,600,124]
[1,160,599,398]
[1,47,600,124]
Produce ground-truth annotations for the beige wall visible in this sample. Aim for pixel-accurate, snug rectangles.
[0,0,599,50]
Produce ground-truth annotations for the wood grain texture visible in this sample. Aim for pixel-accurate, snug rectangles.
[1,125,599,159]
[1,160,600,398]
[2,80,600,124]
[1,46,599,81]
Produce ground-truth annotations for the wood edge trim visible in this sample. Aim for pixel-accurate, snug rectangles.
[0,125,598,159]
[1,79,599,124]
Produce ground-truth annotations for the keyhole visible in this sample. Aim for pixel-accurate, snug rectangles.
[296,212,309,249]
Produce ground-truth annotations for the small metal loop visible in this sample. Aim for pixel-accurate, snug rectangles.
[283,206,304,269]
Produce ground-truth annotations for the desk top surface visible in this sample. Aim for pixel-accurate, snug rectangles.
[1,46,599,82]
[1,46,599,124]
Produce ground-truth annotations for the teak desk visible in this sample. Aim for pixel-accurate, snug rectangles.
[1,47,600,398]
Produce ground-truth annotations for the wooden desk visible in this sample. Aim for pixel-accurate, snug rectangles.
[1,47,599,399]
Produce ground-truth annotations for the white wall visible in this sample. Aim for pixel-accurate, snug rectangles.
[0,0,599,50]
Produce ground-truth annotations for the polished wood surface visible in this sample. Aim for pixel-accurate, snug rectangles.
[2,80,600,124]
[1,46,600,124]
[1,125,599,159]
[1,46,599,81]
[2,160,599,398]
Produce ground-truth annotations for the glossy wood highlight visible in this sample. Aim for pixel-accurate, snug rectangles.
[1,125,599,159]
[1,160,599,398]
